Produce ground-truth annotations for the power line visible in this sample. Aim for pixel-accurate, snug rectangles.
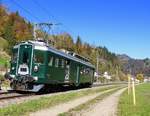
[0,0,2,5]
[31,0,64,35]
[31,0,77,38]
[10,0,42,22]
[32,0,56,22]
[11,0,78,38]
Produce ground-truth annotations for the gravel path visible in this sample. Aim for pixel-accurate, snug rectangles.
[30,88,118,116]
[82,88,126,116]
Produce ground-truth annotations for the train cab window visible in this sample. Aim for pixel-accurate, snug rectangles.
[48,57,53,66]
[55,58,59,67]
[22,51,29,64]
[34,51,45,64]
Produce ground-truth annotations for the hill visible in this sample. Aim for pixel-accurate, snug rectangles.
[0,5,33,54]
[118,54,150,76]
[117,54,131,62]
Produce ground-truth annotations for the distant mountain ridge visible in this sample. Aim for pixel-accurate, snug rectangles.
[118,54,150,76]
[117,54,131,62]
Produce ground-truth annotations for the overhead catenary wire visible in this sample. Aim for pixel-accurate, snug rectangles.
[10,0,78,39]
[31,0,77,38]
[32,0,56,22]
[31,0,63,36]
[10,0,42,22]
[32,0,63,33]
[0,0,2,5]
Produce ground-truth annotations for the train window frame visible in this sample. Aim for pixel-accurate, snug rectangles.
[48,57,53,66]
[22,51,29,64]
[34,50,45,64]
[80,66,85,75]
[85,68,90,75]
[80,67,90,75]
[55,58,59,67]
[61,59,65,68]
[66,60,70,65]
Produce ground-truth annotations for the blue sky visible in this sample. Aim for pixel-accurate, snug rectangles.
[2,0,150,59]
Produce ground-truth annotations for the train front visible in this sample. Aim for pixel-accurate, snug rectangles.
[5,42,44,92]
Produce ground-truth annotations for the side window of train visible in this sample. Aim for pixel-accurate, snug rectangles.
[34,51,44,64]
[80,67,90,75]
[61,59,65,68]
[48,57,53,66]
[85,68,90,74]
[91,70,94,76]
[66,60,70,65]
[80,66,84,75]
[55,58,59,67]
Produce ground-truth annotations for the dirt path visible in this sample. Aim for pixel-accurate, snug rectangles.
[82,88,126,116]
[30,88,117,116]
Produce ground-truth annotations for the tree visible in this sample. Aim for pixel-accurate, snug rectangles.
[136,74,144,82]
[0,5,9,36]
[75,36,82,54]
[0,6,34,54]
[53,33,74,51]
[0,37,8,51]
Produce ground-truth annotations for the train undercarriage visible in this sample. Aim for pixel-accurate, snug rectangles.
[5,73,44,92]
[5,73,92,93]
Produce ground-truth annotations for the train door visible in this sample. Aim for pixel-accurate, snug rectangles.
[64,60,70,82]
[17,44,32,75]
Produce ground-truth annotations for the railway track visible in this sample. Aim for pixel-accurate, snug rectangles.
[0,90,16,95]
[0,92,34,101]
[92,82,127,87]
[0,82,126,100]
[0,91,35,108]
[0,82,127,108]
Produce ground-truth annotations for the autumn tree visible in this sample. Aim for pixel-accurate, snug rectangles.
[0,5,33,53]
[136,74,144,82]
[75,36,82,54]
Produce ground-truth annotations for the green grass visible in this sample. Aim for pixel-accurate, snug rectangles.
[0,85,120,116]
[59,87,124,116]
[118,83,150,116]
[0,51,10,67]
[0,57,7,66]
[0,55,10,67]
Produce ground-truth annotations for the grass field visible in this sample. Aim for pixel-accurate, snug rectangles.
[0,57,7,66]
[118,83,150,116]
[0,85,119,116]
[0,51,10,67]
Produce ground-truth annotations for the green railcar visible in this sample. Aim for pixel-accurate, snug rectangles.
[5,40,95,92]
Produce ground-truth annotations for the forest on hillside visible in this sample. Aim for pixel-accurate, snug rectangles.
[0,5,139,81]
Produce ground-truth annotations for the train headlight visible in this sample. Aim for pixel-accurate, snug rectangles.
[12,67,15,70]
[34,65,38,72]
[33,76,38,81]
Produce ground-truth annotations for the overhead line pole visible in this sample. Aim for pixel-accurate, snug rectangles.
[96,50,99,82]
[33,23,61,45]
[31,0,77,38]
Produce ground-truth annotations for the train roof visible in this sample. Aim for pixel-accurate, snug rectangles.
[13,40,95,69]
